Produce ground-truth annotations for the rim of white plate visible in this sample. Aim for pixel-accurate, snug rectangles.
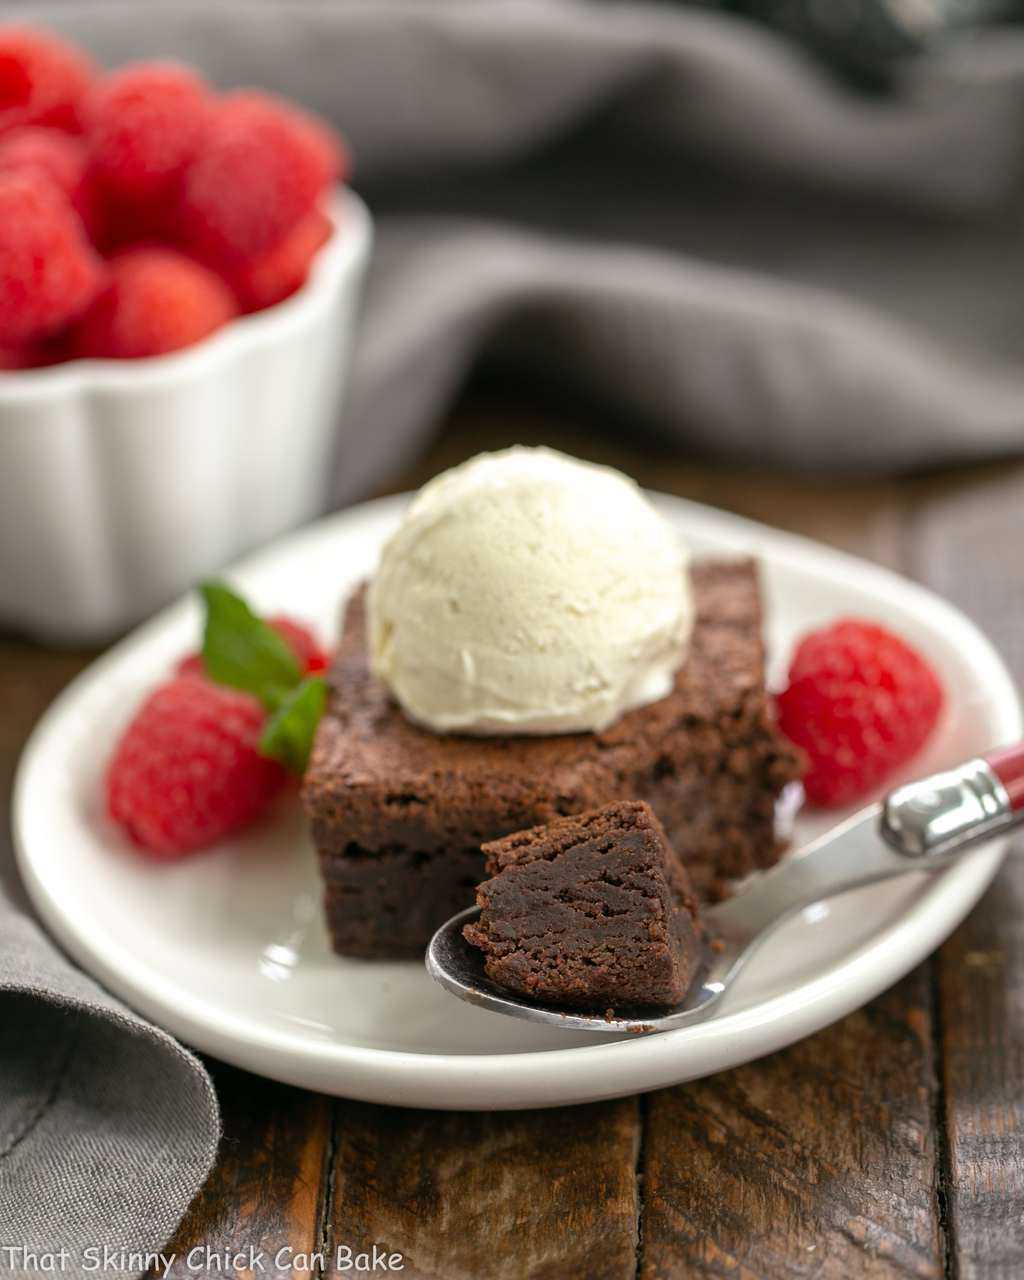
[13,493,1022,1107]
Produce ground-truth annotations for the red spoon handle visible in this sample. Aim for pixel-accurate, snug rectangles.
[985,742,1024,812]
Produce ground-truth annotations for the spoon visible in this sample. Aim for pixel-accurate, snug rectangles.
[426,743,1024,1034]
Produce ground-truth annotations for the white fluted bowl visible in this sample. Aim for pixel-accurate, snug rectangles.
[0,189,371,643]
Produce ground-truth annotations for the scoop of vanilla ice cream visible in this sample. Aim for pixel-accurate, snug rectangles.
[367,447,693,735]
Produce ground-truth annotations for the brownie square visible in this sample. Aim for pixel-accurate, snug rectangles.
[463,801,702,1010]
[303,558,803,959]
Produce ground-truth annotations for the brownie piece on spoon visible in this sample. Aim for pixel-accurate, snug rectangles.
[463,800,702,1011]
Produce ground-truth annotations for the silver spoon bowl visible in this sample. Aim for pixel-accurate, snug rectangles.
[427,749,1024,1034]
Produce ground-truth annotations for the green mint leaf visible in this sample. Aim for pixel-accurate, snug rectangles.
[259,676,328,773]
[200,580,302,710]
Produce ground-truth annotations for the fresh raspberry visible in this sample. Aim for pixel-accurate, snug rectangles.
[0,345,36,370]
[0,171,104,345]
[72,246,237,359]
[94,190,180,254]
[180,90,344,263]
[106,675,286,857]
[1,124,84,191]
[177,615,329,678]
[777,619,943,808]
[0,26,95,136]
[84,61,211,206]
[265,615,330,673]
[0,126,102,236]
[228,209,332,311]
[0,334,70,368]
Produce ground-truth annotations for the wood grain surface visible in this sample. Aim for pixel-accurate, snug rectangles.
[5,397,1023,1279]
[160,1065,331,1279]
[327,1100,640,1280]
[935,859,1024,1280]
[641,971,940,1279]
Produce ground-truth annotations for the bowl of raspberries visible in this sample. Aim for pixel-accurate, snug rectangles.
[0,26,372,642]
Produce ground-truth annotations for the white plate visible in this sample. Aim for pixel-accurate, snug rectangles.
[14,494,1022,1110]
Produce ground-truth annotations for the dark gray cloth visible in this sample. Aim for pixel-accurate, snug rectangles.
[0,869,219,1272]
[6,0,1024,1269]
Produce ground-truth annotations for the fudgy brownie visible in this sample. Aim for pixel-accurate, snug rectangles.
[303,558,803,958]
[463,801,702,1010]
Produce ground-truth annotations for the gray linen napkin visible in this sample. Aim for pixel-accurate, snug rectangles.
[1,718,219,1272]
[0,926,219,1270]
[7,0,1024,1267]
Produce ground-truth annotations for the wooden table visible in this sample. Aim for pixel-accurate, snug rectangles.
[4,397,1022,1279]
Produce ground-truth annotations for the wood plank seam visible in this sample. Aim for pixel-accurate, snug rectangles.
[314,1103,341,1279]
[634,1091,648,1279]
[928,958,958,1280]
